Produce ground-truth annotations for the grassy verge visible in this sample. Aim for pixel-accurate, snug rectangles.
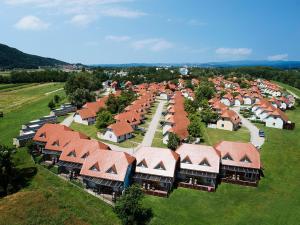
[205,127,250,145]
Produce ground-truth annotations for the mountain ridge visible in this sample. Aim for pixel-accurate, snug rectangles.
[0,43,68,69]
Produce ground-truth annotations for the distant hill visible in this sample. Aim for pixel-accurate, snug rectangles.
[94,60,300,69]
[0,43,68,69]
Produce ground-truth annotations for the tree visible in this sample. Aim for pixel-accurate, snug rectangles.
[106,94,119,114]
[184,99,198,114]
[201,108,219,124]
[95,110,115,131]
[69,88,96,108]
[114,184,153,225]
[48,100,55,109]
[54,94,60,104]
[0,145,16,196]
[167,132,180,150]
[188,119,202,138]
[195,82,215,102]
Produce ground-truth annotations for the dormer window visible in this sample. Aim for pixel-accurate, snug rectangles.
[106,165,117,174]
[89,163,100,171]
[39,132,46,138]
[154,161,166,170]
[199,158,211,167]
[181,156,192,164]
[67,150,76,157]
[137,159,148,168]
[240,155,252,163]
[81,152,89,159]
[52,140,59,146]
[222,153,233,161]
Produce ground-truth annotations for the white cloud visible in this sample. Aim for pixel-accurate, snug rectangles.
[105,35,131,42]
[100,8,146,18]
[132,38,173,52]
[216,47,252,57]
[14,15,49,30]
[187,19,206,27]
[69,14,96,26]
[267,54,288,61]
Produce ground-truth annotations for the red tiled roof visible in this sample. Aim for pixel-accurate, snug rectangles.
[108,121,134,137]
[214,141,261,169]
[80,150,135,182]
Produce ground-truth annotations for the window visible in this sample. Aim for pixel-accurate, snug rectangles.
[222,153,233,160]
[137,159,148,168]
[221,124,224,127]
[181,156,192,164]
[89,163,100,171]
[39,132,46,138]
[240,155,252,163]
[52,140,59,146]
[106,165,117,174]
[199,158,211,166]
[67,150,76,157]
[154,161,166,170]
[81,152,89,159]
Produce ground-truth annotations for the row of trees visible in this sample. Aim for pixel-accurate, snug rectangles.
[0,70,70,83]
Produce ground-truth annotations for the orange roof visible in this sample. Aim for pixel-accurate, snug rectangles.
[268,108,288,122]
[33,124,72,143]
[108,121,134,136]
[134,147,179,178]
[59,139,110,165]
[214,141,261,169]
[80,150,135,182]
[77,108,96,119]
[220,110,241,124]
[176,144,220,173]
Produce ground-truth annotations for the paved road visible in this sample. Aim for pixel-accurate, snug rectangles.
[232,107,265,148]
[60,113,74,127]
[141,100,165,147]
[45,88,63,95]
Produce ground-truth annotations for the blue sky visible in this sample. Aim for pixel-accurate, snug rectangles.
[0,0,299,64]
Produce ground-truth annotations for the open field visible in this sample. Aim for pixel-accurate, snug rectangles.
[274,81,300,97]
[143,104,300,225]
[0,82,65,113]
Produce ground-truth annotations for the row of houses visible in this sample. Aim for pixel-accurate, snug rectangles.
[32,123,262,198]
[101,91,157,143]
[162,91,190,144]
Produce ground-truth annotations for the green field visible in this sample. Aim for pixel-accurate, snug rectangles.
[0,82,64,113]
[205,127,250,145]
[274,81,300,97]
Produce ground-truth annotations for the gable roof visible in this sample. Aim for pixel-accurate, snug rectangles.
[214,141,261,169]
[134,147,179,178]
[80,150,135,182]
[176,144,220,173]
[108,121,134,137]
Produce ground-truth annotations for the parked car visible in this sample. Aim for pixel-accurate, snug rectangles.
[259,130,265,137]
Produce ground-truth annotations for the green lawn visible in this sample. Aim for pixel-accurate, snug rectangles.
[0,149,120,225]
[205,127,250,145]
[151,131,167,148]
[0,82,65,113]
[274,81,300,97]
[143,105,300,225]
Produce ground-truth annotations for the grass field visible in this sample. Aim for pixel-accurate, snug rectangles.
[205,127,250,145]
[143,106,300,225]
[274,81,300,97]
[0,83,65,113]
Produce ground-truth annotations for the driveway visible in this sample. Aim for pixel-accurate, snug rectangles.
[60,113,74,127]
[141,100,165,147]
[232,107,265,148]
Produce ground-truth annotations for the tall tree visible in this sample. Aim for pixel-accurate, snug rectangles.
[167,132,180,150]
[0,145,16,196]
[114,184,153,225]
[69,88,96,108]
[95,110,115,131]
